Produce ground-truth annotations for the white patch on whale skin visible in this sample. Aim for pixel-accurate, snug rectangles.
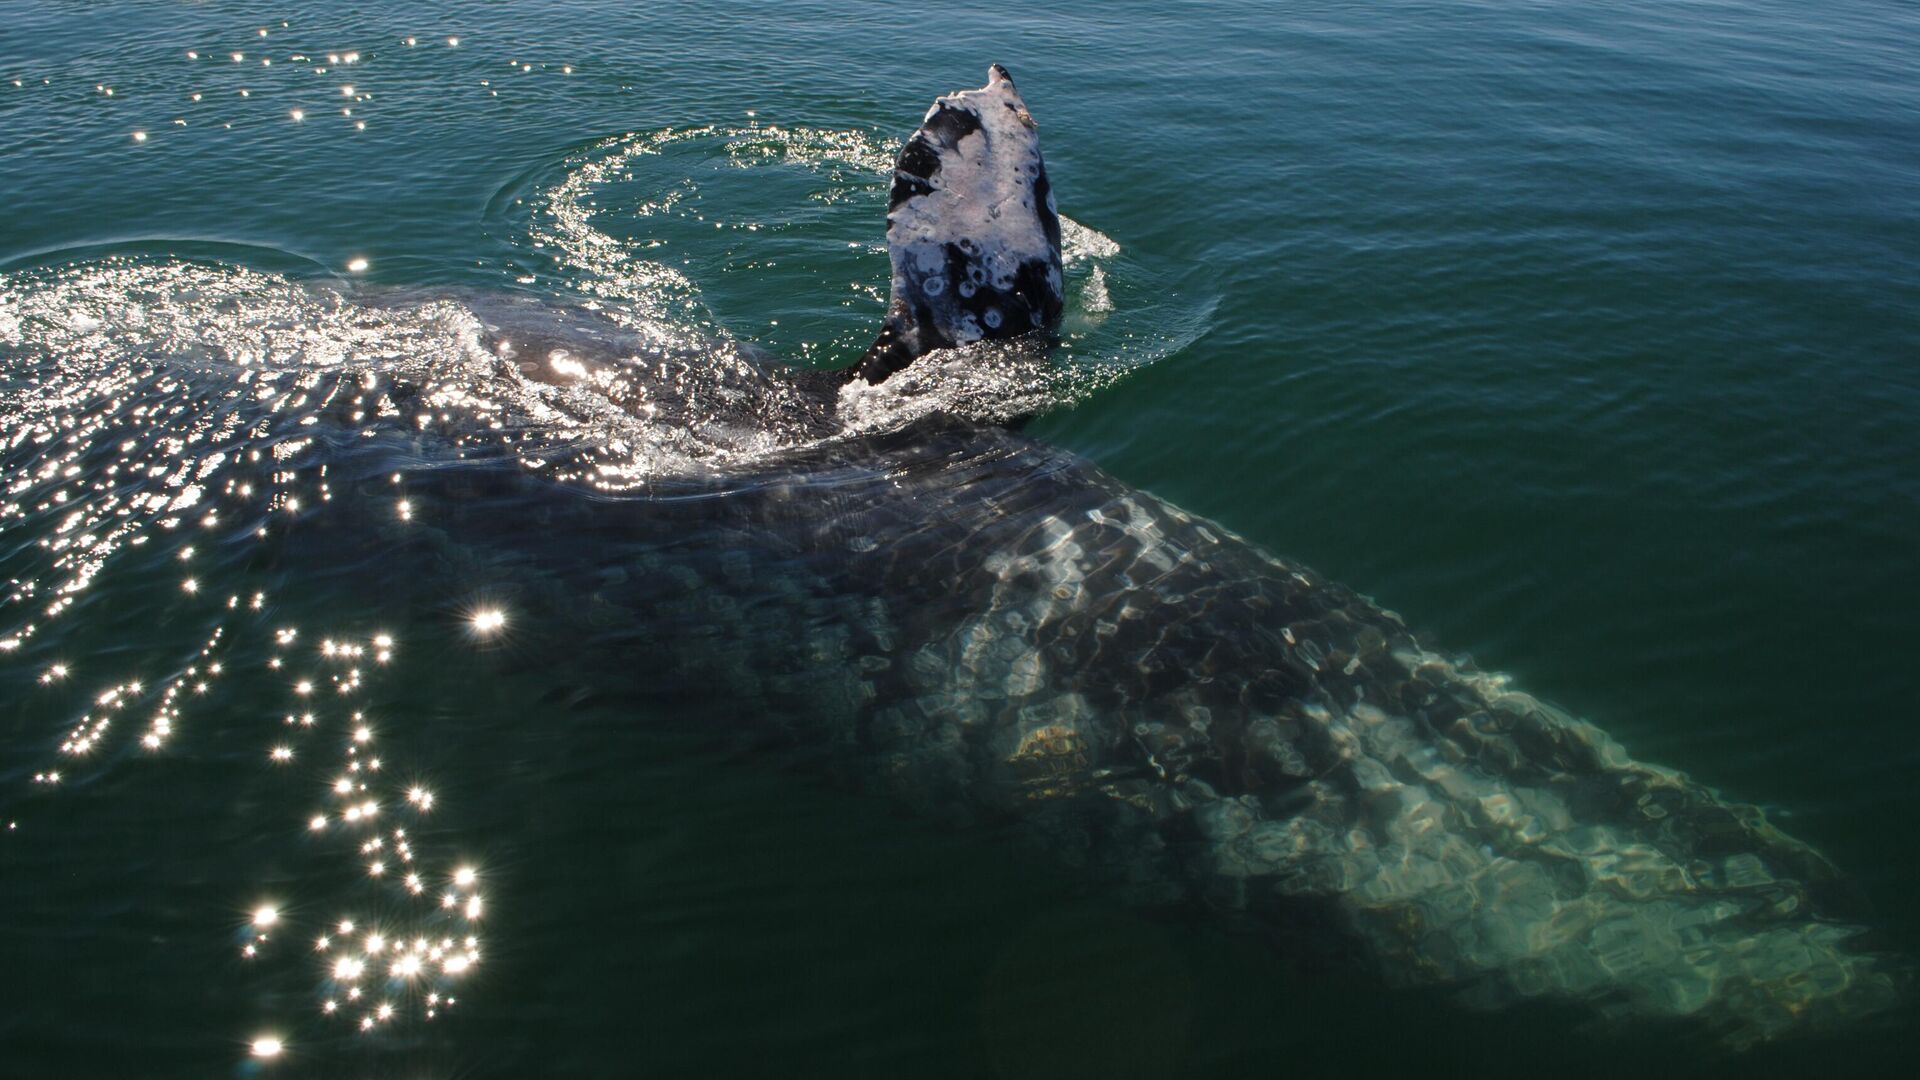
[885,69,1056,335]
[889,113,1050,268]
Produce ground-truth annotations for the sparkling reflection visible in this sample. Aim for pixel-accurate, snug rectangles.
[0,78,1158,1071]
[0,318,498,1049]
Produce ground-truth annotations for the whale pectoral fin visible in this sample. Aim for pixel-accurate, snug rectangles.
[848,65,1066,385]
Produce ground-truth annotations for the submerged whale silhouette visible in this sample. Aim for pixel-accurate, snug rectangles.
[336,67,1903,1048]
[7,67,1904,1053]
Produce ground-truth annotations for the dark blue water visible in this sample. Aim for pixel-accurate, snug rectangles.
[2,1,1916,1075]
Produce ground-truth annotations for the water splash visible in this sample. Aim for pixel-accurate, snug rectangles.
[0,109,1209,1067]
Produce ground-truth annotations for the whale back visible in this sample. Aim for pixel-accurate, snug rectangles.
[319,419,1905,1050]
[852,65,1066,384]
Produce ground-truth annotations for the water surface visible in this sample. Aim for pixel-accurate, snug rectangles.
[2,1,1916,1075]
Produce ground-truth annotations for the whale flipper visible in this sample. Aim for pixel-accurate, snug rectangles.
[852,65,1066,384]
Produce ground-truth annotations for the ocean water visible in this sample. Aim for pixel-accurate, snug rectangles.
[2,1,1916,1076]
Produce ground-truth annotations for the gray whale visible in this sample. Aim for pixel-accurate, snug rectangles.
[347,404,1900,1051]
[418,67,1906,1048]
[2,67,1904,1053]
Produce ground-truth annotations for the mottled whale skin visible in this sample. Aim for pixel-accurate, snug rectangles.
[852,65,1065,384]
[368,415,1900,1052]
[282,68,1909,1049]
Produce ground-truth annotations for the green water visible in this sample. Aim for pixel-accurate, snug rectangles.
[2,1,1916,1075]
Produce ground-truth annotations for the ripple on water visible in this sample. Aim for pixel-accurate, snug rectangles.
[2,118,1206,493]
[0,112,1206,1051]
[1,29,1227,1062]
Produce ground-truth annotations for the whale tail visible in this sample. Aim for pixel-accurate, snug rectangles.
[849,65,1066,384]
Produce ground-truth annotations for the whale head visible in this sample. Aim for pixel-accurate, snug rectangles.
[852,65,1066,384]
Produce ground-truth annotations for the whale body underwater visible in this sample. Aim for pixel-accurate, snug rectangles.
[3,68,1906,1050]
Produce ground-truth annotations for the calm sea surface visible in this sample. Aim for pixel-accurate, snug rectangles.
[2,1,1916,1075]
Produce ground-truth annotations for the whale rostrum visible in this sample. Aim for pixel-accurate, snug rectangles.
[852,65,1065,384]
